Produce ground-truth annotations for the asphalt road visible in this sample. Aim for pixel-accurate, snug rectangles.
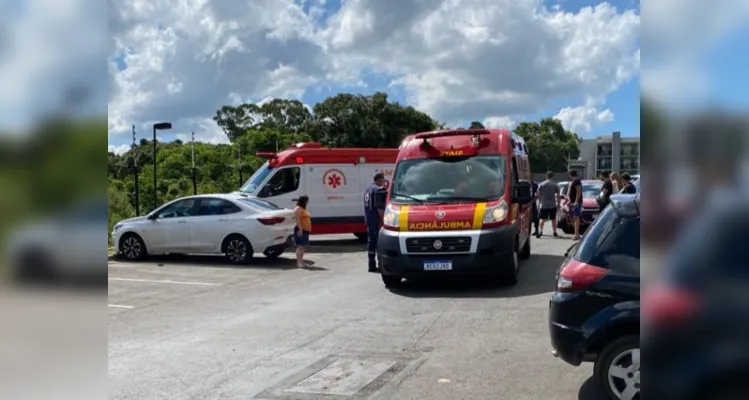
[108,225,605,400]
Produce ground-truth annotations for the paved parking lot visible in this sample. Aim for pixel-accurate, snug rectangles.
[108,226,605,400]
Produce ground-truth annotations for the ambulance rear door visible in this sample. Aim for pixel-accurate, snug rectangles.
[305,163,362,225]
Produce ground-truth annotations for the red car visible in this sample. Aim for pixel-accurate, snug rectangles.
[557,180,603,234]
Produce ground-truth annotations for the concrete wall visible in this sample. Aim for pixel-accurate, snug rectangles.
[576,132,640,179]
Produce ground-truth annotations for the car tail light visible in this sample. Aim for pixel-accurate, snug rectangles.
[643,284,700,328]
[258,216,285,225]
[556,259,608,292]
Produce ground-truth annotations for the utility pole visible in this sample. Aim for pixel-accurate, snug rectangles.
[132,125,140,216]
[191,131,197,195]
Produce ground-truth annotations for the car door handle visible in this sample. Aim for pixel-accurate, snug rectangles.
[291,198,299,202]
[178,220,187,224]
[219,218,230,222]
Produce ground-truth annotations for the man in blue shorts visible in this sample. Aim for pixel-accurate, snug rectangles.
[567,170,583,240]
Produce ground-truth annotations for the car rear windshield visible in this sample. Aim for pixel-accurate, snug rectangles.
[390,155,506,204]
[238,197,281,211]
[573,204,640,275]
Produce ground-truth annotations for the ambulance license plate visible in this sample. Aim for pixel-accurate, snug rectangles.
[423,261,453,271]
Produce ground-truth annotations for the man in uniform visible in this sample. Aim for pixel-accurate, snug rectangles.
[364,173,387,272]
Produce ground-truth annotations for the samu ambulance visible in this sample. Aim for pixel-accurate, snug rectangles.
[235,142,398,239]
[377,129,534,287]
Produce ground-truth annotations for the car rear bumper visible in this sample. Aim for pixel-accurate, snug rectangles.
[377,224,517,278]
[549,296,588,366]
[549,320,586,366]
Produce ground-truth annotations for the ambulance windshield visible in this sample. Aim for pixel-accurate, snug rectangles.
[239,162,273,194]
[390,155,506,203]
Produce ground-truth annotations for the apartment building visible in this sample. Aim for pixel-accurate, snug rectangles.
[567,131,640,179]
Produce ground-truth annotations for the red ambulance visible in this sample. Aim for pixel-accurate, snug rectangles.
[235,142,398,239]
[377,129,534,287]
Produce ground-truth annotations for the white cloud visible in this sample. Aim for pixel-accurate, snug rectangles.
[174,118,230,145]
[554,104,614,133]
[108,144,131,155]
[0,0,107,132]
[108,0,640,143]
[483,116,517,129]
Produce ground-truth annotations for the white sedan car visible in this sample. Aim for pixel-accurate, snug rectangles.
[112,194,295,264]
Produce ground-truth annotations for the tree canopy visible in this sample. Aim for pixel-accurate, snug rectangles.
[108,92,587,234]
[513,118,581,173]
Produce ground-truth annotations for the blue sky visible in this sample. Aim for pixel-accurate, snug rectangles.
[288,0,642,139]
[108,0,642,150]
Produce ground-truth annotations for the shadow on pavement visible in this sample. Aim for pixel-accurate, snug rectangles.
[305,238,367,254]
[388,254,563,298]
[578,376,606,400]
[139,254,303,270]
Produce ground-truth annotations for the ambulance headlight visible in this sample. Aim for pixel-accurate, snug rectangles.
[383,206,400,228]
[483,201,508,224]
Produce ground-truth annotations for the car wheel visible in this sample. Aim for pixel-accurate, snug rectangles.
[262,248,284,259]
[119,233,147,261]
[14,248,56,283]
[354,233,368,242]
[518,235,531,260]
[223,235,253,264]
[498,247,519,286]
[381,274,402,288]
[594,335,640,400]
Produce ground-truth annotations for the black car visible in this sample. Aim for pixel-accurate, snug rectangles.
[644,194,749,399]
[549,194,640,400]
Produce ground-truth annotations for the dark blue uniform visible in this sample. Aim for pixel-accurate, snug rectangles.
[364,183,386,268]
[531,181,540,234]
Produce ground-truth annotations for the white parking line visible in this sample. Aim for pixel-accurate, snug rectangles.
[108,304,134,309]
[108,277,221,286]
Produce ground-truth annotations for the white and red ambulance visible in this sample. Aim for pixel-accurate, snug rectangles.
[234,142,398,239]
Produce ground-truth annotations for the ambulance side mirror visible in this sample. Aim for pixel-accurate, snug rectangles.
[513,180,532,204]
[257,186,271,198]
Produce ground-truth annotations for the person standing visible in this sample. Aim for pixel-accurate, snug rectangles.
[567,170,583,240]
[293,195,312,268]
[621,173,637,194]
[364,173,387,272]
[537,171,561,238]
[531,180,540,236]
[610,172,622,193]
[598,171,614,209]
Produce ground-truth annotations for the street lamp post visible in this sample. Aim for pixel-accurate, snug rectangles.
[152,122,172,208]
[191,131,197,195]
[132,125,140,216]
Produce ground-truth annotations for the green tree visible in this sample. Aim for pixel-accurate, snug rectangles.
[305,92,438,147]
[469,121,485,129]
[513,118,581,172]
[213,104,260,142]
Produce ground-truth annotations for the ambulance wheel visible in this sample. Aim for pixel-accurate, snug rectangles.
[381,274,402,288]
[498,248,519,286]
[519,235,531,260]
[354,233,368,242]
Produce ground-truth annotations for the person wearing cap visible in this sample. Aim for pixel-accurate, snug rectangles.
[364,173,387,272]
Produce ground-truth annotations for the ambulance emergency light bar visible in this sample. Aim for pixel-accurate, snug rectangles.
[415,129,490,150]
[413,129,490,140]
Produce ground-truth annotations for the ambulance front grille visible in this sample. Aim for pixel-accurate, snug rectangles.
[405,237,472,253]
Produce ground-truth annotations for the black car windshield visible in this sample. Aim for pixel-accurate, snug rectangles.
[390,155,506,204]
[239,162,273,194]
